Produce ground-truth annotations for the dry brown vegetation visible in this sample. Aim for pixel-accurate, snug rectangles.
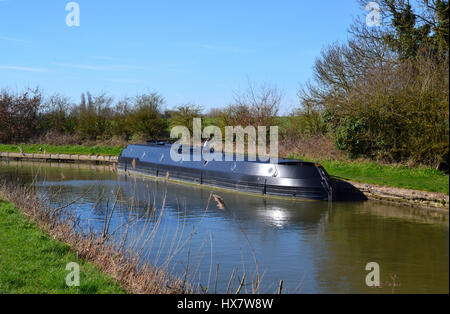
[30,130,130,148]
[279,135,347,162]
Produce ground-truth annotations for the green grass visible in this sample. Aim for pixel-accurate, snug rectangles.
[290,156,449,195]
[0,200,126,294]
[0,144,122,157]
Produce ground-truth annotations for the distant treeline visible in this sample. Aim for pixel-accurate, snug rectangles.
[0,0,448,169]
[0,85,281,144]
[0,89,169,144]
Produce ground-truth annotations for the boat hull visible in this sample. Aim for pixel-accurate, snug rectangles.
[118,144,333,201]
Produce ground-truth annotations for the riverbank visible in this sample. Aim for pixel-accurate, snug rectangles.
[317,159,449,195]
[0,181,187,294]
[0,199,126,294]
[0,144,123,156]
[0,144,120,164]
[337,181,449,211]
[0,151,119,164]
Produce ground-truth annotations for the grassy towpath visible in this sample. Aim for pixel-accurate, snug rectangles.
[0,144,122,157]
[0,199,126,294]
[288,156,449,195]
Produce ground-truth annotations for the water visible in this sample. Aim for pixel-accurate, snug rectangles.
[1,160,448,294]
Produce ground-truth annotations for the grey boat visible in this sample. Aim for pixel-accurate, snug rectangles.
[118,142,334,201]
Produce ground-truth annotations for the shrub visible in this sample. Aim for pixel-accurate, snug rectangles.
[40,94,77,135]
[75,92,114,140]
[0,88,43,143]
[299,0,449,168]
[220,83,281,128]
[170,104,204,135]
[126,93,168,140]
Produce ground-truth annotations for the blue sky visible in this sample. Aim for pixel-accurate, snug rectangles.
[0,0,363,113]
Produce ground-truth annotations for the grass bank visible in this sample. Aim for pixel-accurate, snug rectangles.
[0,144,122,157]
[291,157,449,195]
[0,199,125,294]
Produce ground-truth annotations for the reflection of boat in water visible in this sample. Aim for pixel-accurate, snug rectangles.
[117,174,330,230]
[119,142,334,201]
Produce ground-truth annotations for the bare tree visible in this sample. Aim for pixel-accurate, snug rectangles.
[227,82,282,127]
[0,88,43,143]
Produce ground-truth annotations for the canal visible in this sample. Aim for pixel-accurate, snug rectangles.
[0,160,448,293]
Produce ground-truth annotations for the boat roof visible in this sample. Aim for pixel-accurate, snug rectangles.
[128,142,308,164]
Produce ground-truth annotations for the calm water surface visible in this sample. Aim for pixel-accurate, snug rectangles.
[1,161,448,294]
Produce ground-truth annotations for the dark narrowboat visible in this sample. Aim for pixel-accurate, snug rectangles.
[118,142,334,201]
